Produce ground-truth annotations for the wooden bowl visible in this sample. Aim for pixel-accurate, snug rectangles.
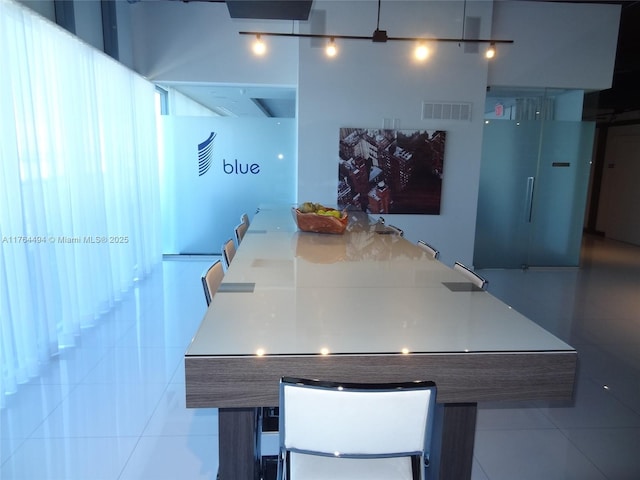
[292,208,348,234]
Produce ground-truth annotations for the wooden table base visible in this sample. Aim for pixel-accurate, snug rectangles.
[218,408,260,480]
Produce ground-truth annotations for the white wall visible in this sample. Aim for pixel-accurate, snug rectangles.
[115,0,134,70]
[74,0,103,51]
[597,125,640,246]
[128,0,298,86]
[489,1,620,90]
[17,0,55,21]
[18,0,129,63]
[296,0,494,266]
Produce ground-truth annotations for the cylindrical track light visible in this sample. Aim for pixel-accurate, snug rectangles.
[414,42,430,61]
[326,37,338,57]
[485,42,496,59]
[252,34,266,56]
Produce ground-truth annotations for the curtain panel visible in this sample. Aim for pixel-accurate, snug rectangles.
[0,0,162,407]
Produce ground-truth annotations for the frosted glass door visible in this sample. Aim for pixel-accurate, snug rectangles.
[528,121,595,266]
[474,121,594,268]
[474,121,541,268]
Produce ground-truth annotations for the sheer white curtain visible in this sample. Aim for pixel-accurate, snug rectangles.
[0,0,162,407]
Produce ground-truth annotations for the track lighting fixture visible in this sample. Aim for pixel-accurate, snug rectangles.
[325,37,337,57]
[252,34,266,56]
[414,42,430,61]
[240,1,512,59]
[485,42,496,59]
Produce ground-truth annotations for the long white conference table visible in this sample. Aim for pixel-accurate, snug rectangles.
[185,206,576,480]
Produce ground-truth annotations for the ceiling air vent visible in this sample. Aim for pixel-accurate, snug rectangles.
[422,102,472,121]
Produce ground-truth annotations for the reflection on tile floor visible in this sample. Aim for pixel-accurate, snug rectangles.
[1,237,639,479]
[473,235,640,480]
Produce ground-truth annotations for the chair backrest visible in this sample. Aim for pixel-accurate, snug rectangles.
[387,224,404,236]
[201,260,224,306]
[453,261,488,289]
[222,238,236,270]
[279,377,436,461]
[376,217,404,236]
[240,212,250,227]
[417,240,439,260]
[235,222,248,245]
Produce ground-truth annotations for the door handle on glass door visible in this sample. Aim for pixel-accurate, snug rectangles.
[525,176,535,223]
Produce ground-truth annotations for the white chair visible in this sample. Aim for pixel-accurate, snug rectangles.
[277,377,437,480]
[222,238,236,270]
[453,261,488,289]
[377,216,404,236]
[387,224,404,236]
[201,260,224,306]
[235,221,248,245]
[417,240,439,260]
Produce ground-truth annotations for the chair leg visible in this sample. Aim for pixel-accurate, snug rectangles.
[276,451,288,480]
[411,455,421,480]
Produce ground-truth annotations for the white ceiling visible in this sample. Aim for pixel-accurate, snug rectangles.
[161,83,296,118]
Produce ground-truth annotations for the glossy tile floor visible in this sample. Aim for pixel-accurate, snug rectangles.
[1,235,638,479]
[474,235,640,480]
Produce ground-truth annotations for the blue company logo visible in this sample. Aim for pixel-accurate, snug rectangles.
[197,131,262,176]
[198,132,216,176]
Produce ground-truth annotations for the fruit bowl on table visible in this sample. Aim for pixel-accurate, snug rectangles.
[292,205,349,234]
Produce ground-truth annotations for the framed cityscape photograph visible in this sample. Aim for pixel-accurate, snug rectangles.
[337,128,446,214]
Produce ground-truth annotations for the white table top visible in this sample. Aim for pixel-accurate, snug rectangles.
[186,207,573,358]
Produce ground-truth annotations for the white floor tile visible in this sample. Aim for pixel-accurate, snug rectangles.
[0,384,70,439]
[575,343,640,414]
[477,403,556,430]
[30,382,167,438]
[0,436,25,465]
[84,346,184,385]
[36,343,112,386]
[0,436,138,480]
[118,435,219,480]
[143,383,218,437]
[540,375,640,430]
[471,458,490,480]
[564,427,640,480]
[474,429,607,480]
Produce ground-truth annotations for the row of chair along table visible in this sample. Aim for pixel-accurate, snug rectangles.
[197,209,489,480]
[201,212,250,306]
[380,214,488,290]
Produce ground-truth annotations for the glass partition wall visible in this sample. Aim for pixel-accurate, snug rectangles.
[474,88,595,269]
